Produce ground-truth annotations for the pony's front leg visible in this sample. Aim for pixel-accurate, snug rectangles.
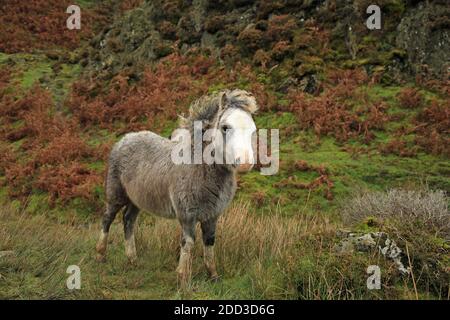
[176,218,196,287]
[123,203,139,264]
[201,219,219,280]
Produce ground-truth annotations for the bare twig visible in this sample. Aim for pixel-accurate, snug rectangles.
[405,243,418,300]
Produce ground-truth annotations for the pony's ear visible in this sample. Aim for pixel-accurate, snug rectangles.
[220,91,228,109]
[201,91,227,129]
[205,105,221,129]
[178,114,188,128]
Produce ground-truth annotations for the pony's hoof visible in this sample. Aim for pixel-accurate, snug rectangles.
[176,270,186,280]
[209,274,220,282]
[176,271,191,288]
[96,253,106,263]
[127,256,138,265]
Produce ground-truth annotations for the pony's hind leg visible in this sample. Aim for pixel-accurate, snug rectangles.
[123,203,139,263]
[176,217,196,287]
[201,219,219,280]
[96,201,124,262]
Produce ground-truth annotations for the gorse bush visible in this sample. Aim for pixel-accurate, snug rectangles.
[342,188,449,297]
[274,160,334,200]
[0,0,98,53]
[68,51,277,132]
[414,99,450,156]
[397,87,423,109]
[0,0,136,54]
[0,79,102,204]
[287,68,389,143]
[378,138,418,157]
[68,53,216,132]
[35,162,102,204]
[377,97,449,157]
[342,188,449,238]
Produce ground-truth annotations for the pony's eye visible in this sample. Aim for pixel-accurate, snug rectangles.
[221,124,231,133]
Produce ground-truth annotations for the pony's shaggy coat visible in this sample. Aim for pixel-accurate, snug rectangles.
[96,89,258,281]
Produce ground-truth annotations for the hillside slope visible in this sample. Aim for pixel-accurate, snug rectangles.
[0,0,448,299]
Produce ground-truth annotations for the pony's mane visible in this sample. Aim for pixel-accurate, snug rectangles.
[179,89,258,129]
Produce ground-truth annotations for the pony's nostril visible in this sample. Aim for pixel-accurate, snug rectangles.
[235,157,241,165]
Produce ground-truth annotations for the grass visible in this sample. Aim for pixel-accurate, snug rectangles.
[0,52,81,104]
[1,200,439,300]
[0,27,448,300]
[238,111,449,216]
[0,204,432,299]
[0,202,325,299]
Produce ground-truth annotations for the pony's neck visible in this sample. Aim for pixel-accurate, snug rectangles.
[204,162,236,182]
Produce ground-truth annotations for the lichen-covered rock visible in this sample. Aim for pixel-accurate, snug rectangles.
[238,27,266,52]
[334,231,410,275]
[83,0,447,90]
[396,1,450,78]
[298,74,319,94]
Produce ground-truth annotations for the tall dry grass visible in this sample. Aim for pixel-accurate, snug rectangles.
[133,201,336,297]
[1,200,435,299]
[0,205,99,299]
[0,201,337,299]
[217,204,331,269]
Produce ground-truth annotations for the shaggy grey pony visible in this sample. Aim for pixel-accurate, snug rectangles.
[96,89,258,282]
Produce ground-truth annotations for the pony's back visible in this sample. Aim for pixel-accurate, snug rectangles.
[108,131,177,217]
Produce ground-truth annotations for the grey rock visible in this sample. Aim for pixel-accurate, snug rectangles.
[334,231,411,275]
[396,2,450,78]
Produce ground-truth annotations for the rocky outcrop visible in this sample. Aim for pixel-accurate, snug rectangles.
[334,231,410,275]
[83,0,329,81]
[396,1,450,78]
[83,0,448,85]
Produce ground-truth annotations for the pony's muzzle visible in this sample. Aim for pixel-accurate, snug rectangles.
[237,163,253,173]
[234,152,254,173]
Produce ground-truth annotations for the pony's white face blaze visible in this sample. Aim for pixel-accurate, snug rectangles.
[219,108,256,173]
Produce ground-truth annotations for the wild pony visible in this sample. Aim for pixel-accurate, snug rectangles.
[96,89,258,282]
